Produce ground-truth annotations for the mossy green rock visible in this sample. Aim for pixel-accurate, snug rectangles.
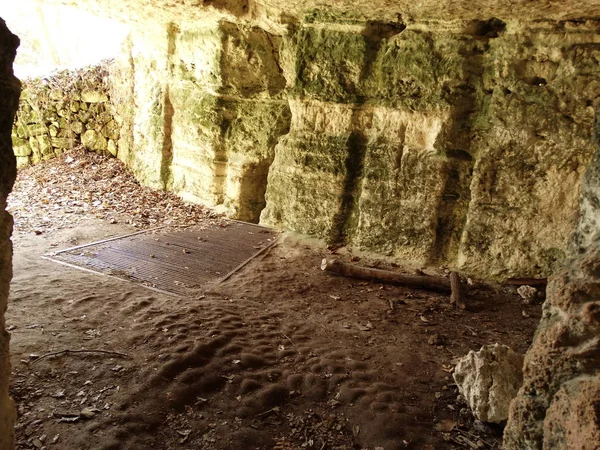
[82,130,108,151]
[81,90,109,103]
[11,136,31,157]
[15,123,47,138]
[51,137,75,149]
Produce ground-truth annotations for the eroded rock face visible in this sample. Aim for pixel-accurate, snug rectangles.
[111,20,291,223]
[0,17,20,450]
[453,344,524,423]
[504,242,600,449]
[108,18,600,280]
[504,112,600,449]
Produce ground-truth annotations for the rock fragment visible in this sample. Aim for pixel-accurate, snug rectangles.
[453,343,524,423]
[517,285,537,304]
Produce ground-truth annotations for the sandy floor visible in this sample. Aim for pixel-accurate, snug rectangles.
[6,152,542,450]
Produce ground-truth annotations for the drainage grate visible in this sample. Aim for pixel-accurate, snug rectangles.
[44,221,278,296]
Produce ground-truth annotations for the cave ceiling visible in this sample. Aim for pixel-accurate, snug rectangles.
[33,0,600,25]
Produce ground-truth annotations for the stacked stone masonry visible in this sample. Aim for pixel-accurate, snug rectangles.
[11,64,119,168]
[109,18,600,280]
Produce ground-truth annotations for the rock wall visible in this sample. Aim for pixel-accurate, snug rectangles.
[11,64,119,167]
[111,17,600,279]
[503,110,600,449]
[111,20,291,222]
[0,17,19,450]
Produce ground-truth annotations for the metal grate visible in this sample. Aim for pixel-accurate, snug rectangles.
[44,221,278,295]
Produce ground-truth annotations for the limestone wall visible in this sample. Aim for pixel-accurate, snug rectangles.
[111,21,291,223]
[264,19,600,279]
[11,63,119,168]
[503,109,600,449]
[111,18,600,280]
[0,17,20,450]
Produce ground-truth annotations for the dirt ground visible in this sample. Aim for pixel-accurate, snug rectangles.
[6,151,542,450]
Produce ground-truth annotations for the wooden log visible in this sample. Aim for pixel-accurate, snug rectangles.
[503,277,548,286]
[321,258,451,293]
[450,271,466,309]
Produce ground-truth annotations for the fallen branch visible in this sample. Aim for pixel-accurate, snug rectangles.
[503,277,547,286]
[30,349,130,364]
[321,259,451,293]
[450,271,466,310]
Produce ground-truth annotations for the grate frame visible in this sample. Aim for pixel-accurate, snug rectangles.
[44,221,278,296]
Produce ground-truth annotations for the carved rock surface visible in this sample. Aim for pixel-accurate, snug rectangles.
[453,344,524,423]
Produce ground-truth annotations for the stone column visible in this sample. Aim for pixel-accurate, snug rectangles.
[0,17,20,450]
[504,111,600,448]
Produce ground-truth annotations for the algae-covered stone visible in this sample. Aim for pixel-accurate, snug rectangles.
[82,130,108,151]
[221,99,291,222]
[457,29,599,279]
[261,101,355,240]
[11,136,31,157]
[29,135,52,156]
[219,22,287,98]
[169,86,224,204]
[172,24,222,89]
[51,137,75,149]
[351,107,452,262]
[107,139,117,156]
[290,27,367,103]
[78,111,92,123]
[103,18,600,282]
[101,120,120,140]
[97,111,113,126]
[15,123,47,138]
[71,121,84,134]
[81,90,109,103]
[49,89,63,101]
[125,24,173,190]
[20,109,41,124]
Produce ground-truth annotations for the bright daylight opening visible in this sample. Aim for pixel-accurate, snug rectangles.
[0,0,128,79]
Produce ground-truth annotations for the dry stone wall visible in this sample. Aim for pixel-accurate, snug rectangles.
[0,17,20,450]
[11,63,119,168]
[110,17,600,280]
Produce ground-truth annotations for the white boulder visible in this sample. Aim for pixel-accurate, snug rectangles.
[453,343,524,423]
